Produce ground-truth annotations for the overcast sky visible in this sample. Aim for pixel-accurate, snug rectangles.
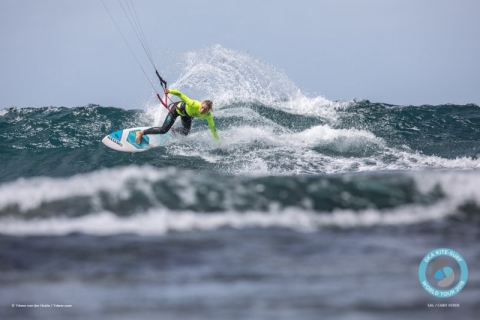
[1,0,479,109]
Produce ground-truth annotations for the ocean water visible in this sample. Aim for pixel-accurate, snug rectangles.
[1,45,479,319]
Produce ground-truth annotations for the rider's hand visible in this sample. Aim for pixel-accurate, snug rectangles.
[164,88,169,95]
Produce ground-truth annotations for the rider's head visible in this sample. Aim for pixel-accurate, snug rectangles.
[200,100,213,114]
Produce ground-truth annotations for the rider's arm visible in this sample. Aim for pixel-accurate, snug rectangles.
[205,113,220,143]
[168,89,194,106]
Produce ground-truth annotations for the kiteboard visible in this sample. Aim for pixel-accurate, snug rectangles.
[102,127,176,152]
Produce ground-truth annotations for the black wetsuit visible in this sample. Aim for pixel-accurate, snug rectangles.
[143,101,192,136]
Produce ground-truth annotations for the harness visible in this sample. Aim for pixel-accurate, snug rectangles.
[168,101,190,117]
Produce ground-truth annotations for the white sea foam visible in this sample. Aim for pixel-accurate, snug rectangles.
[414,170,480,205]
[163,120,479,175]
[287,125,383,148]
[0,200,458,236]
[0,168,479,236]
[0,166,179,212]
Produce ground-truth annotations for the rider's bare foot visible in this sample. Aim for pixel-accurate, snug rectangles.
[135,131,143,144]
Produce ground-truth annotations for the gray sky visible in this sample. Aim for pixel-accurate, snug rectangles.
[1,0,479,109]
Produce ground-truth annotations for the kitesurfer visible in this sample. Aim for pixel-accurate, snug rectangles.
[136,88,220,144]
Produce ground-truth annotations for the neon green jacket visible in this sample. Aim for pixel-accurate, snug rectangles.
[169,89,219,142]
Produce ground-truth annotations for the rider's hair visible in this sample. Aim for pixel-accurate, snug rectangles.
[203,100,213,111]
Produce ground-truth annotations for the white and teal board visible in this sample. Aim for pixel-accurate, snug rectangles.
[102,127,175,152]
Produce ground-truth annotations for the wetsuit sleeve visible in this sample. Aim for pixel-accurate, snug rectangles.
[168,89,193,105]
[206,114,220,143]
